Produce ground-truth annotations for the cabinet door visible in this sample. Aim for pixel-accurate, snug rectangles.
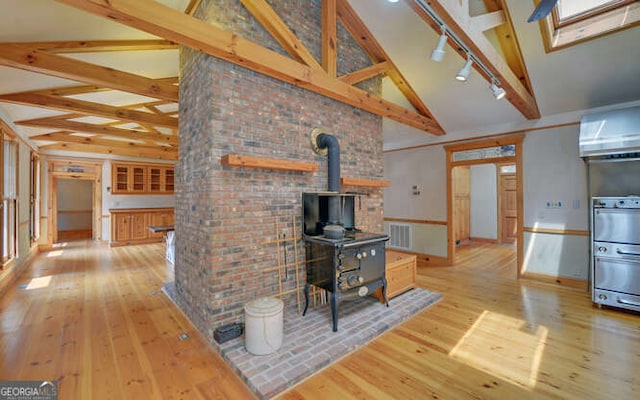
[113,165,130,193]
[148,167,163,192]
[148,212,174,239]
[131,213,148,240]
[131,166,147,193]
[114,214,131,241]
[164,168,174,193]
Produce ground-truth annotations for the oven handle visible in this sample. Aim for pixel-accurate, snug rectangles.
[616,249,640,257]
[617,298,640,308]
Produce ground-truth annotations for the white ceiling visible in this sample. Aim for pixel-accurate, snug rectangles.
[1,0,639,157]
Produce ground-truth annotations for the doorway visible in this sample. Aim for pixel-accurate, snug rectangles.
[48,159,102,247]
[445,135,524,277]
[453,163,506,247]
[56,178,93,242]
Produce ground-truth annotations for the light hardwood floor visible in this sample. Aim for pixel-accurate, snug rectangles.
[1,241,638,399]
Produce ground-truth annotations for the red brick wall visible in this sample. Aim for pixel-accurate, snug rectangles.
[175,0,385,341]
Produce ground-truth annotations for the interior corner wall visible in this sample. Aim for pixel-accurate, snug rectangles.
[383,145,448,258]
[175,0,384,341]
[522,125,590,280]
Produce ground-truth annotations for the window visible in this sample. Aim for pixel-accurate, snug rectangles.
[2,135,17,264]
[539,0,640,52]
[30,152,40,244]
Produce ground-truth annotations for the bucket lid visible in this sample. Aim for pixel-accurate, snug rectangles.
[245,297,283,314]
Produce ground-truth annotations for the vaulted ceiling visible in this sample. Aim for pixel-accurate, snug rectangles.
[0,0,638,161]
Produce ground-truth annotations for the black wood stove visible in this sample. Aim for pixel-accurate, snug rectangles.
[302,192,389,332]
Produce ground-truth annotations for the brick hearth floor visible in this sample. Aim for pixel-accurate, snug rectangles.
[162,284,441,399]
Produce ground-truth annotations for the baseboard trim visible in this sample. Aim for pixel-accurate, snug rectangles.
[38,244,53,252]
[469,237,498,244]
[521,271,588,291]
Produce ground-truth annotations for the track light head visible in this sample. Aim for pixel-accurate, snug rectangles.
[490,81,506,100]
[430,32,447,62]
[456,57,473,81]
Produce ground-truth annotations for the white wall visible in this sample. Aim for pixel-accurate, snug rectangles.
[384,145,448,258]
[470,164,497,240]
[523,125,588,231]
[522,125,589,278]
[384,146,447,220]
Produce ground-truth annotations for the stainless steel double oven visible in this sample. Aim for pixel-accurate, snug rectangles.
[592,196,640,311]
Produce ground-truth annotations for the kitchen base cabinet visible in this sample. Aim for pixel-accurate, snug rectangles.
[110,208,174,247]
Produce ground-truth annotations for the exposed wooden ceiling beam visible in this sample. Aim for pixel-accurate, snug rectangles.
[406,0,540,119]
[0,92,179,129]
[336,0,438,121]
[55,0,444,135]
[239,0,322,69]
[339,61,391,85]
[4,39,178,54]
[0,43,179,101]
[30,131,176,151]
[27,78,178,98]
[482,0,534,95]
[39,142,178,160]
[15,117,178,145]
[322,0,338,77]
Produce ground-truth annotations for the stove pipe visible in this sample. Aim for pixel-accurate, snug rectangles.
[315,133,341,225]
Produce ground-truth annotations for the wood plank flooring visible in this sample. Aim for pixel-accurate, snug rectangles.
[1,240,638,399]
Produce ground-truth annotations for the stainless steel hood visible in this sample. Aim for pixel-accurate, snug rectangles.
[579,105,640,158]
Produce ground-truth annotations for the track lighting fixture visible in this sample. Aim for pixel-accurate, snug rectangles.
[455,56,473,82]
[490,80,506,100]
[430,29,447,62]
[415,0,509,98]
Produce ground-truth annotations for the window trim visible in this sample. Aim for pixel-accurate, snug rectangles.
[539,0,640,52]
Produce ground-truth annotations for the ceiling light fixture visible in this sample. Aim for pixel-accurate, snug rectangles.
[490,80,506,100]
[455,56,473,82]
[430,28,448,62]
[387,0,400,3]
[415,0,507,94]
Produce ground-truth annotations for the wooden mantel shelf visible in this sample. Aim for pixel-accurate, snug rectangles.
[340,177,390,188]
[221,154,318,172]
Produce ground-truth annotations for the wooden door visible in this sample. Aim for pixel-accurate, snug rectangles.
[453,166,470,245]
[499,174,517,244]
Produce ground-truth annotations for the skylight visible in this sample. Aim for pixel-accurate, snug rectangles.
[538,0,640,52]
[557,0,622,21]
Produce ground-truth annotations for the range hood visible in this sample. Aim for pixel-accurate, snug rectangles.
[579,105,640,158]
